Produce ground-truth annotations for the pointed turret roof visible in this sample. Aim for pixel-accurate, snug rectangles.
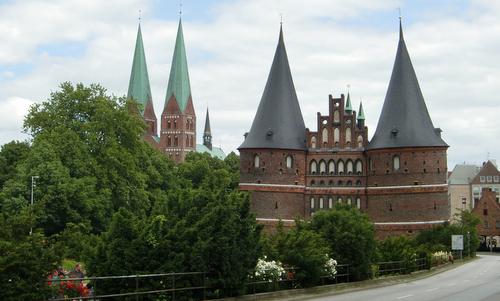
[204,108,211,135]
[357,102,365,120]
[165,19,192,113]
[127,24,153,116]
[345,92,353,114]
[239,26,306,150]
[367,20,447,150]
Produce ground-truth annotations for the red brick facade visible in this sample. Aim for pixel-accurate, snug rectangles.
[240,93,449,237]
[472,188,500,238]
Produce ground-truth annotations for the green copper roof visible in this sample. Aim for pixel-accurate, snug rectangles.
[127,24,152,116]
[357,102,365,120]
[165,19,192,113]
[345,92,353,113]
[196,144,225,159]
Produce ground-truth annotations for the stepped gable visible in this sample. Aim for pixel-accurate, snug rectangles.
[367,21,447,150]
[239,25,306,150]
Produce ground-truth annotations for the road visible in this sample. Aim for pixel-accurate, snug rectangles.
[308,254,500,301]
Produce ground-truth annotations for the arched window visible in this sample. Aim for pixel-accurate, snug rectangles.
[357,135,363,148]
[328,160,335,174]
[322,128,328,144]
[319,197,324,209]
[356,197,361,209]
[254,154,260,168]
[338,197,343,204]
[174,120,177,129]
[310,197,315,209]
[328,197,333,208]
[356,180,362,186]
[346,180,352,186]
[337,180,343,186]
[345,127,352,143]
[319,160,326,174]
[334,128,340,144]
[346,160,354,174]
[333,110,340,123]
[167,135,171,146]
[167,120,171,129]
[338,160,345,174]
[311,136,317,148]
[347,197,352,205]
[174,135,179,146]
[286,155,293,168]
[356,160,363,174]
[310,160,318,174]
[393,155,400,171]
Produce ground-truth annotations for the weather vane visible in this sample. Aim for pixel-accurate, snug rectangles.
[139,9,142,23]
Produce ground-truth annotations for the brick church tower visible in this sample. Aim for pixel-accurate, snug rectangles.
[365,21,449,236]
[127,24,159,146]
[160,19,196,163]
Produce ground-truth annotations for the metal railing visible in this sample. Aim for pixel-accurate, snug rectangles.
[46,271,206,301]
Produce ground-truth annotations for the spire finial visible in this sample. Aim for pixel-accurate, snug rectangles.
[280,13,283,25]
[347,83,351,93]
[138,9,142,23]
[179,0,182,17]
[397,7,401,20]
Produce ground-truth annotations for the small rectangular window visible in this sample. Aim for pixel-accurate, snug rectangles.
[494,176,499,182]
[480,176,485,183]
[487,176,492,183]
[483,209,488,216]
[484,221,489,228]
[496,220,500,229]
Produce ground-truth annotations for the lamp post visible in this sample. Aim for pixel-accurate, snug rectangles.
[29,176,39,236]
[467,231,471,257]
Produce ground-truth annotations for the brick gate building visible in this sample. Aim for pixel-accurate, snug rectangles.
[239,22,449,237]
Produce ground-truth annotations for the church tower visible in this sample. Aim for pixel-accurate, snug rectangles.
[203,108,212,150]
[127,23,159,145]
[160,19,196,163]
[365,20,449,236]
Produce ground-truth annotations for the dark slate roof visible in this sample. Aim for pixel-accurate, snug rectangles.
[204,108,211,135]
[367,21,448,150]
[239,26,306,150]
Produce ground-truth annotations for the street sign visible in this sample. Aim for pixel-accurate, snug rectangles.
[452,235,464,250]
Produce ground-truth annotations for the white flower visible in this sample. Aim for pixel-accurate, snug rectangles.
[324,256,338,277]
[253,257,286,282]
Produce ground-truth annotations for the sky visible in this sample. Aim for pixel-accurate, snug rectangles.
[0,0,499,169]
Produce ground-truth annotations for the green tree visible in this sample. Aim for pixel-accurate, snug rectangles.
[0,211,60,301]
[309,205,376,280]
[0,141,30,188]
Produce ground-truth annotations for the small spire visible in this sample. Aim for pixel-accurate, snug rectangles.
[357,101,365,120]
[398,9,404,41]
[345,86,353,114]
[203,108,212,150]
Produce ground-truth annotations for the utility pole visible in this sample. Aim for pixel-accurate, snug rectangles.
[29,176,39,236]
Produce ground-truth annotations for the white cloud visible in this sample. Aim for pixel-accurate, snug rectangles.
[0,0,499,168]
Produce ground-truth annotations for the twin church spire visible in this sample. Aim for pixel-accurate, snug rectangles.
[127,18,220,162]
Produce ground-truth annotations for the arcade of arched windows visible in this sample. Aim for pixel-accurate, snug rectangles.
[310,158,363,175]
[309,195,361,211]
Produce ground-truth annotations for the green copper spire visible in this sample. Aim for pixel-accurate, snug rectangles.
[345,92,353,114]
[128,24,153,116]
[165,19,192,113]
[357,102,365,120]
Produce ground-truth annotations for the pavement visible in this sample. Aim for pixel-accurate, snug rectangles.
[221,253,500,301]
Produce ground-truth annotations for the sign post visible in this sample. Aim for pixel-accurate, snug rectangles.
[452,235,464,260]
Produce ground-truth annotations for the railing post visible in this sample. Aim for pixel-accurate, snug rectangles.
[135,275,139,301]
[172,274,176,301]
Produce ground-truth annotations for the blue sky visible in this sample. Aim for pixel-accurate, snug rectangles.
[1,0,499,168]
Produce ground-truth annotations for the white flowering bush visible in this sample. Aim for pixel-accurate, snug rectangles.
[253,256,285,282]
[431,251,451,266]
[323,256,338,278]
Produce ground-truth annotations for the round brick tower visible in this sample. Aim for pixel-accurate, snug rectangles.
[239,25,307,227]
[365,21,449,237]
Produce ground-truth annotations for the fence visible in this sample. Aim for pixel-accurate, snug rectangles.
[46,271,206,301]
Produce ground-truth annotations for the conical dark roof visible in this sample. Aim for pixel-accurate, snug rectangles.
[239,26,306,150]
[367,21,447,150]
